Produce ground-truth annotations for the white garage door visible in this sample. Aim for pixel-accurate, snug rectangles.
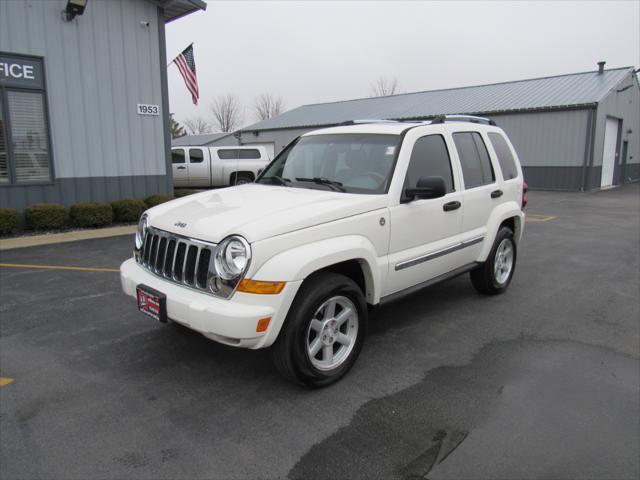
[600,117,619,188]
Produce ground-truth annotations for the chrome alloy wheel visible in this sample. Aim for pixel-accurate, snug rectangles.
[306,295,359,371]
[494,238,514,285]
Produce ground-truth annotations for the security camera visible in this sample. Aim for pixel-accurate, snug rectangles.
[140,21,150,27]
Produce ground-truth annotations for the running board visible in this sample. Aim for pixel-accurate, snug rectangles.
[379,263,479,306]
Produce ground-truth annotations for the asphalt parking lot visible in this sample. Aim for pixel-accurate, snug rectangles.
[1,185,638,480]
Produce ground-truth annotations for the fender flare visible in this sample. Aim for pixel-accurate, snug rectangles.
[478,202,524,261]
[252,235,382,304]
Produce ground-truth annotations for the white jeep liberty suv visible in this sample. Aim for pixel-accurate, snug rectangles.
[120,115,526,386]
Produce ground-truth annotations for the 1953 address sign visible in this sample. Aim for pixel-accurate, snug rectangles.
[137,104,160,116]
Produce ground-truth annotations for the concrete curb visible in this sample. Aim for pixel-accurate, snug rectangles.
[0,225,136,251]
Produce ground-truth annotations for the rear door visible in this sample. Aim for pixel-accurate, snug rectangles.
[386,133,465,296]
[171,148,188,187]
[450,129,500,262]
[186,147,208,187]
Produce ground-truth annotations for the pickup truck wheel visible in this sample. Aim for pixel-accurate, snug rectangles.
[470,226,516,295]
[270,272,367,387]
[235,173,253,185]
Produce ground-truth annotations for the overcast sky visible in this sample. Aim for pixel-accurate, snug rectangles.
[165,0,640,130]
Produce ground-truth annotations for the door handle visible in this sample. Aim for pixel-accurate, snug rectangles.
[443,201,461,212]
[176,166,186,170]
[491,189,503,198]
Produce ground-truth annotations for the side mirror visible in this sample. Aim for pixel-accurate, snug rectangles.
[405,176,447,200]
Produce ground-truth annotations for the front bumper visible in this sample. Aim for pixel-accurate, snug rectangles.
[120,258,301,349]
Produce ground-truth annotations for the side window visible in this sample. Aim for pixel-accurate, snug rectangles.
[217,149,238,160]
[405,134,454,192]
[189,148,204,163]
[171,148,185,164]
[238,149,261,159]
[453,132,495,189]
[488,133,519,180]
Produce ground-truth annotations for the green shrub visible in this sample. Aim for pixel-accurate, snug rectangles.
[24,203,68,230]
[144,194,174,208]
[0,208,21,235]
[70,203,113,228]
[111,199,146,223]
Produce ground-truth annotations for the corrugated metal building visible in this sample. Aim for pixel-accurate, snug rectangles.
[239,65,640,190]
[0,0,206,210]
[172,133,238,147]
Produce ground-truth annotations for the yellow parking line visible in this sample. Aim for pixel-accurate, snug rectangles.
[526,214,557,223]
[0,377,14,387]
[0,263,119,273]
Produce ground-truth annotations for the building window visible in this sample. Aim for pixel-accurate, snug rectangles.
[0,53,53,185]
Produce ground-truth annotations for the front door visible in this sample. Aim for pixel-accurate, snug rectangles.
[172,148,188,187]
[601,117,620,188]
[386,134,464,296]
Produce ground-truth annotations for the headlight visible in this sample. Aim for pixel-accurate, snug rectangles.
[214,235,251,280]
[135,214,148,250]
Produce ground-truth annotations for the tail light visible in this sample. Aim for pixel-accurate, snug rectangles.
[521,181,528,209]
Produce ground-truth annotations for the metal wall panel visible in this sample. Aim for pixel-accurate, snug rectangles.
[0,0,166,180]
[0,175,170,210]
[488,110,590,168]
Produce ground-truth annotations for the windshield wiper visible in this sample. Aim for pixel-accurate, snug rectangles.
[259,175,291,186]
[295,177,346,192]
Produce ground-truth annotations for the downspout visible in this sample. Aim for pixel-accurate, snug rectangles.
[581,107,597,191]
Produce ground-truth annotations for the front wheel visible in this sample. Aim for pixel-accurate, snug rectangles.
[270,272,367,387]
[470,226,517,295]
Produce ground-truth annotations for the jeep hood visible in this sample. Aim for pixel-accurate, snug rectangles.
[148,184,387,243]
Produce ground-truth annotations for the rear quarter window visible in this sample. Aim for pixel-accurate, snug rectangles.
[217,149,238,160]
[488,133,519,180]
[238,149,261,159]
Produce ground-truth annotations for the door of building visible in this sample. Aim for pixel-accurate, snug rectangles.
[600,117,620,187]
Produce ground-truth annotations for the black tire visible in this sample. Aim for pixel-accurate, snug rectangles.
[235,173,253,185]
[470,226,517,295]
[270,271,368,387]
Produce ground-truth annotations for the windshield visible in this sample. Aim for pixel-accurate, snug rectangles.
[257,134,401,194]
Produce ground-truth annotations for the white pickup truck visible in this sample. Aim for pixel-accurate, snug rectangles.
[171,145,270,188]
[122,116,527,386]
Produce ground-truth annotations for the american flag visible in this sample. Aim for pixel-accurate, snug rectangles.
[172,44,199,105]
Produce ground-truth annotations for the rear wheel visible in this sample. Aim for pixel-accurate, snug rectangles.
[270,272,367,387]
[235,173,253,185]
[470,226,517,295]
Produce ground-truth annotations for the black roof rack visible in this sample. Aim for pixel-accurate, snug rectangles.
[338,119,399,126]
[430,114,496,126]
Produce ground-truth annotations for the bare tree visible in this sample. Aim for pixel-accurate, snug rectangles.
[254,93,285,121]
[369,76,400,97]
[170,113,186,139]
[183,117,211,135]
[210,94,244,133]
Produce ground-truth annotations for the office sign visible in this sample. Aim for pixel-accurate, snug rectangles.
[0,53,44,89]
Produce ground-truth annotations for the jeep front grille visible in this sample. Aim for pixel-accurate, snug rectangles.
[137,227,216,291]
